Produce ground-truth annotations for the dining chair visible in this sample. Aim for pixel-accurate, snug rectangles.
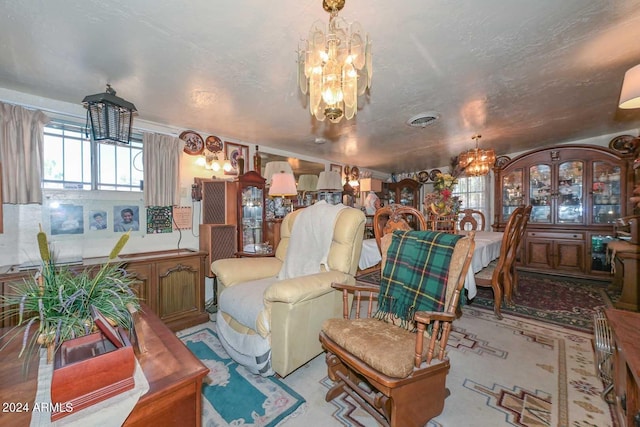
[426,213,458,234]
[320,230,475,427]
[473,206,525,319]
[504,204,532,305]
[459,209,486,231]
[373,204,427,253]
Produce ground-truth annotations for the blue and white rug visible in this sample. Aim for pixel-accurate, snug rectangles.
[178,323,307,426]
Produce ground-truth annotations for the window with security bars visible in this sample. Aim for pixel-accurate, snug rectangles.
[453,175,490,224]
[43,120,143,191]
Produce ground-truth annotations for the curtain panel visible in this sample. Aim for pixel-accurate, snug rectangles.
[143,132,182,207]
[0,101,50,204]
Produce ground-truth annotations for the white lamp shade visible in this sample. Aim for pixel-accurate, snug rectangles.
[269,172,298,196]
[359,178,382,193]
[316,171,343,191]
[297,174,319,192]
[263,161,294,185]
[619,64,640,109]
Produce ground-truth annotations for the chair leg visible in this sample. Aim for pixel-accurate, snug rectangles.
[491,279,503,320]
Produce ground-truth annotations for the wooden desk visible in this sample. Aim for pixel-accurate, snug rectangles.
[0,303,209,426]
[605,309,640,427]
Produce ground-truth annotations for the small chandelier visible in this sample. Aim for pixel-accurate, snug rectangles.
[458,134,496,176]
[297,0,372,123]
[82,84,137,144]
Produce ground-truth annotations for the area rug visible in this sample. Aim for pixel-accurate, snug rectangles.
[356,269,617,333]
[177,323,307,427]
[279,307,614,426]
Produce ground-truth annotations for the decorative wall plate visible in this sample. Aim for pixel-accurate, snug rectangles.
[205,135,223,153]
[418,170,429,183]
[609,134,637,154]
[429,169,442,181]
[180,131,204,155]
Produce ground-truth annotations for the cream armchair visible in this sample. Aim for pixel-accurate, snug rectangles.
[211,204,365,377]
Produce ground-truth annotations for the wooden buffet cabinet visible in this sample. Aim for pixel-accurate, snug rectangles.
[493,144,636,279]
[0,302,209,427]
[605,308,640,427]
[0,249,209,332]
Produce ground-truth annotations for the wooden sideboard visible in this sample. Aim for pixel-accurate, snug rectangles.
[605,308,640,427]
[1,249,209,332]
[0,303,209,426]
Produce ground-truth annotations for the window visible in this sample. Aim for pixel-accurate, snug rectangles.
[453,175,490,227]
[43,120,143,191]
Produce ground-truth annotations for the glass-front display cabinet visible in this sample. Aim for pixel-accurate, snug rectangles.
[493,144,633,279]
[236,171,266,254]
[388,179,420,208]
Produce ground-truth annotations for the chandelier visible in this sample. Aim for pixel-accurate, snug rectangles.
[297,0,372,123]
[458,134,496,176]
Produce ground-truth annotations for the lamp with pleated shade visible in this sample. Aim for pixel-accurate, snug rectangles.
[316,171,343,204]
[269,171,298,217]
[297,174,319,206]
[263,161,294,185]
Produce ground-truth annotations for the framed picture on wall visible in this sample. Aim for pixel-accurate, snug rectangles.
[330,164,342,176]
[224,142,249,176]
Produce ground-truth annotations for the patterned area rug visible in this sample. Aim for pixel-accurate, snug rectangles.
[279,308,614,426]
[177,323,306,426]
[356,269,618,333]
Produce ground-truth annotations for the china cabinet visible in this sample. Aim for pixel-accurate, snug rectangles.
[236,171,266,255]
[493,144,635,279]
[387,179,420,208]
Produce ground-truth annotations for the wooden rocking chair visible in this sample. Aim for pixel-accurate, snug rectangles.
[373,204,427,252]
[319,230,475,427]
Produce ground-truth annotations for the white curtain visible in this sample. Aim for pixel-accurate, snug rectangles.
[0,101,50,204]
[143,132,182,207]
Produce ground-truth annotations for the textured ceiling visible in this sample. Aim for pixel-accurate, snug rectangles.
[1,0,640,174]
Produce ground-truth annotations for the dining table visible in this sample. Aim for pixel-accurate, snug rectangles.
[358,230,504,299]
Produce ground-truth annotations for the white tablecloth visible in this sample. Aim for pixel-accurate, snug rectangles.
[462,231,503,299]
[359,239,382,270]
[357,231,504,299]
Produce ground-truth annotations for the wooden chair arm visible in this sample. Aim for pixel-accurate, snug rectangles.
[331,281,379,293]
[331,281,380,319]
[414,311,456,324]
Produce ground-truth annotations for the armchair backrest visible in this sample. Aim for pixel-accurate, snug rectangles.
[276,206,366,276]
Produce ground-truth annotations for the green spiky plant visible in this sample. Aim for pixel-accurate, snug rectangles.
[0,226,140,373]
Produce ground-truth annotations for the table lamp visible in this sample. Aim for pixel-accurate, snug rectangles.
[263,161,294,185]
[297,174,319,206]
[316,171,343,205]
[269,171,298,217]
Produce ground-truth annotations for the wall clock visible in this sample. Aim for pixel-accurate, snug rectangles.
[180,130,204,155]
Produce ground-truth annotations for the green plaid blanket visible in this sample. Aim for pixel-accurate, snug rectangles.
[375,230,462,327]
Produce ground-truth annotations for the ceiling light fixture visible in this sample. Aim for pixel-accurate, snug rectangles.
[619,64,640,109]
[458,134,496,176]
[82,84,137,144]
[298,0,372,123]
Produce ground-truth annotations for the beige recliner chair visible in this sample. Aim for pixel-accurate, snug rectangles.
[211,203,365,377]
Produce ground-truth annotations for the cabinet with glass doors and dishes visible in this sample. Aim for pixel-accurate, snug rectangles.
[493,144,635,279]
[236,171,267,256]
[387,179,420,208]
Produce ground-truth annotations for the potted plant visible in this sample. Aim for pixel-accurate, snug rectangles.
[0,226,140,371]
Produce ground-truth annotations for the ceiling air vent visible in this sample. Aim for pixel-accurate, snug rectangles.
[407,112,440,128]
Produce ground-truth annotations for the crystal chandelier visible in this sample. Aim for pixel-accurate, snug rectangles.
[297,0,372,123]
[458,134,496,176]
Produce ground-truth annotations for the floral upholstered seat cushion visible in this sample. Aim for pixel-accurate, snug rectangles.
[321,317,442,378]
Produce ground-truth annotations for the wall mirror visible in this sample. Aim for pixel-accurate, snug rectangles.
[259,152,325,179]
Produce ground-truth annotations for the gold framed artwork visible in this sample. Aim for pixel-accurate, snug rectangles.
[330,164,342,176]
[224,142,249,175]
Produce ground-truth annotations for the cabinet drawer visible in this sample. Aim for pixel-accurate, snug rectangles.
[527,231,584,240]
